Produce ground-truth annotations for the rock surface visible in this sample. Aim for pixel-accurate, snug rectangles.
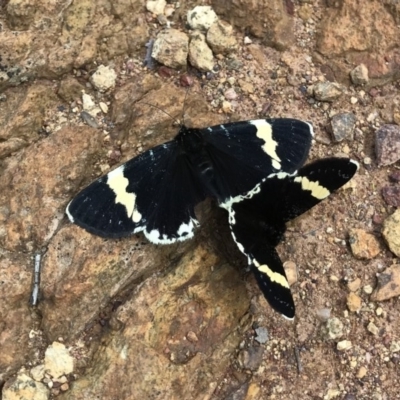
[381,185,400,207]
[382,210,400,257]
[348,229,381,260]
[152,29,189,69]
[330,113,357,142]
[44,342,74,379]
[187,5,218,31]
[207,20,238,55]
[60,245,250,399]
[371,264,400,301]
[375,125,400,166]
[2,374,49,400]
[188,31,215,72]
[313,81,343,102]
[350,64,369,85]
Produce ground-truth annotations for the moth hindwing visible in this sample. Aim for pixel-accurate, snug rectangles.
[67,118,314,244]
[225,158,359,319]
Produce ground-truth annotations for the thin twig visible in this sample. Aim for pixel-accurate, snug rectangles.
[30,252,42,306]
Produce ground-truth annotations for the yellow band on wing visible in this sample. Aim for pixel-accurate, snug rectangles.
[253,259,290,289]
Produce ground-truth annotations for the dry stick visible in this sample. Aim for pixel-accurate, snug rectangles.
[30,252,42,306]
[294,345,303,374]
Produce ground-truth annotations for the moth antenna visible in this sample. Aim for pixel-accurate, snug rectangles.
[138,101,180,126]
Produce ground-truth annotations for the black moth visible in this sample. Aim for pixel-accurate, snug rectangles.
[67,119,313,244]
[222,157,359,319]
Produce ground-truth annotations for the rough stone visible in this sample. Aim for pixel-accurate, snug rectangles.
[390,341,400,353]
[146,0,166,15]
[375,125,400,166]
[44,342,74,379]
[0,125,103,252]
[298,3,313,21]
[61,244,250,399]
[211,0,294,50]
[0,251,35,382]
[382,185,400,207]
[347,278,361,292]
[283,260,298,286]
[82,92,100,116]
[349,229,381,259]
[330,113,357,142]
[337,340,352,351]
[254,327,269,344]
[6,0,36,30]
[237,346,264,371]
[207,20,238,54]
[350,64,369,85]
[57,77,85,103]
[347,292,362,313]
[245,383,262,399]
[367,321,380,336]
[90,65,117,92]
[371,264,400,301]
[188,31,215,72]
[0,0,147,91]
[30,365,45,382]
[0,83,59,158]
[357,366,367,379]
[313,82,343,102]
[152,29,189,69]
[316,1,400,86]
[325,317,344,340]
[316,308,331,322]
[39,222,183,341]
[382,210,400,257]
[187,5,218,31]
[2,373,49,400]
[389,171,400,183]
[238,79,255,94]
[224,88,238,100]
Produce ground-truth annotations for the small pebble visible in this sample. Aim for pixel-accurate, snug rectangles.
[244,36,252,44]
[371,264,400,301]
[325,317,344,339]
[363,157,372,165]
[313,81,343,102]
[337,340,352,351]
[99,102,108,114]
[187,331,198,342]
[90,65,117,92]
[347,278,361,292]
[316,308,331,322]
[348,228,381,260]
[60,383,69,392]
[347,292,362,313]
[367,321,379,336]
[255,326,269,344]
[350,96,358,104]
[224,88,237,100]
[363,285,373,294]
[375,124,400,166]
[330,112,357,142]
[350,64,369,85]
[357,366,367,379]
[283,260,297,286]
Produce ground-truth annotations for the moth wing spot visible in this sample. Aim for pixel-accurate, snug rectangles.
[107,166,142,223]
[250,120,282,170]
[253,259,290,289]
[65,202,75,222]
[294,176,330,199]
